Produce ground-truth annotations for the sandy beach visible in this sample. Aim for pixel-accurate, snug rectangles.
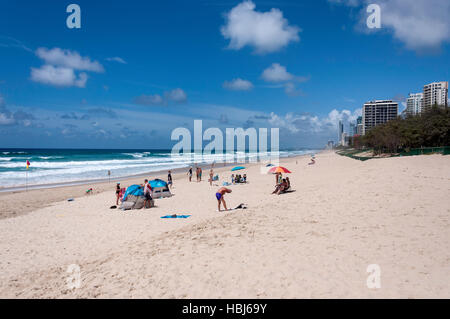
[0,151,449,298]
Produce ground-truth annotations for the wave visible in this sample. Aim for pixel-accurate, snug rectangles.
[0,149,318,187]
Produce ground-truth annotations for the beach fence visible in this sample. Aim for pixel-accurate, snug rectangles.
[336,146,450,161]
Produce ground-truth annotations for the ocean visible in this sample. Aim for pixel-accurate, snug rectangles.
[0,148,317,189]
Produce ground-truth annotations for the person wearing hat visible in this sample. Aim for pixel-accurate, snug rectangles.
[115,182,121,205]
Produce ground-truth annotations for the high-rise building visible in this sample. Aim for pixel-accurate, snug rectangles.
[349,123,356,136]
[405,93,423,116]
[362,100,398,135]
[338,121,344,145]
[356,116,363,135]
[423,81,448,111]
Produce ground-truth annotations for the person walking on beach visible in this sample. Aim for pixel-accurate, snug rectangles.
[143,179,152,209]
[215,187,232,211]
[168,170,173,188]
[188,167,192,182]
[199,167,202,182]
[195,166,199,182]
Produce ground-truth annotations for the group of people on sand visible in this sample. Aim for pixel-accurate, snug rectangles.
[272,172,290,195]
[115,178,154,209]
[187,165,217,186]
[187,166,203,182]
[114,160,297,212]
[231,173,247,184]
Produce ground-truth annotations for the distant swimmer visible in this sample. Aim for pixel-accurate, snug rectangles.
[215,187,232,211]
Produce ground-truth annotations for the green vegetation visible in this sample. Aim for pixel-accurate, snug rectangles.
[352,105,450,155]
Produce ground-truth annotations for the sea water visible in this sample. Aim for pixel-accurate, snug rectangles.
[0,148,317,189]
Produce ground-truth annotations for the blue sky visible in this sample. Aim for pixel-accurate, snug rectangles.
[0,0,449,149]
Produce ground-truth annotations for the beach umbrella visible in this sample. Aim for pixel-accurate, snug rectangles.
[268,166,292,174]
[231,166,245,171]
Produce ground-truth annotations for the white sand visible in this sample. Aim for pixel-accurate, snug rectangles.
[0,152,449,298]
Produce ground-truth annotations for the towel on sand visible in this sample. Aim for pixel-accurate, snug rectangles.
[161,214,191,219]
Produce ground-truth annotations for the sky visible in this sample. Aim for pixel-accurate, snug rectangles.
[0,0,449,149]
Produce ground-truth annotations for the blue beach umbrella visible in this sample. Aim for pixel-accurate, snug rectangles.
[231,166,246,171]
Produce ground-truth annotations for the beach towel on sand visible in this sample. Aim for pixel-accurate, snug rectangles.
[161,214,191,219]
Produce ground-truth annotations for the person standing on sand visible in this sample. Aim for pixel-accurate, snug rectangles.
[115,182,121,205]
[188,167,192,182]
[195,166,199,182]
[168,170,173,188]
[199,167,202,182]
[209,168,214,186]
[143,179,152,209]
[215,187,232,211]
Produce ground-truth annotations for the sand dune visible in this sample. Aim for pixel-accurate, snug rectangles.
[0,152,449,298]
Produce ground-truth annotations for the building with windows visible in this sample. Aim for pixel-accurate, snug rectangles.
[362,100,398,135]
[405,93,423,116]
[338,121,344,145]
[423,81,448,111]
[356,116,363,135]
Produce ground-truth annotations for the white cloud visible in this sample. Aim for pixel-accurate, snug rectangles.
[165,88,187,103]
[220,0,300,54]
[31,48,103,88]
[284,82,301,96]
[261,63,294,82]
[223,78,254,91]
[261,63,308,96]
[106,56,127,64]
[329,0,450,51]
[268,108,362,134]
[31,65,88,88]
[36,48,104,72]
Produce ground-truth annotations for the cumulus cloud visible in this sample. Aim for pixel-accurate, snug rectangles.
[223,78,254,91]
[268,108,362,134]
[329,0,450,51]
[164,88,187,103]
[106,56,127,64]
[133,88,187,106]
[261,63,293,82]
[36,48,104,72]
[31,65,88,88]
[261,63,308,96]
[221,0,300,54]
[31,48,103,87]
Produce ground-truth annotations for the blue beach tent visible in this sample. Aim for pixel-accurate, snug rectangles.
[122,184,144,201]
[149,178,172,199]
[149,179,168,188]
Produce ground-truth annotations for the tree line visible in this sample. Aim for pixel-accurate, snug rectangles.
[351,105,450,154]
